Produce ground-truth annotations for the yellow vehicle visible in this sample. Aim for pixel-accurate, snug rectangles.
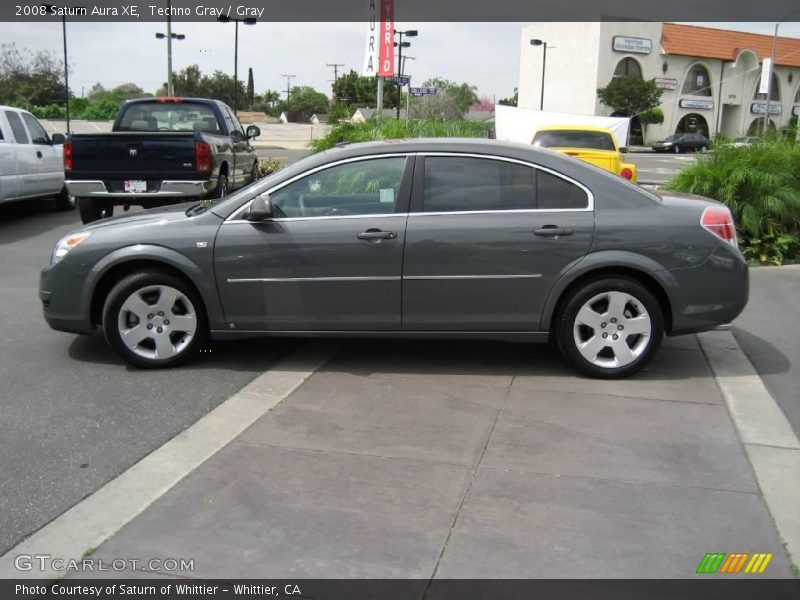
[532,125,637,182]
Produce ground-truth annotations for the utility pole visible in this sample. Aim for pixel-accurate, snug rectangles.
[326,63,345,83]
[281,74,296,107]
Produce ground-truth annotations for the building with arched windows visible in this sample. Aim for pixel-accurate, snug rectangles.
[517,22,800,144]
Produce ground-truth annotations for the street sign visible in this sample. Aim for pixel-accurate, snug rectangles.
[410,86,437,96]
[388,75,410,85]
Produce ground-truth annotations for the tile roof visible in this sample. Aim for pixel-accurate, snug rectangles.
[662,23,800,68]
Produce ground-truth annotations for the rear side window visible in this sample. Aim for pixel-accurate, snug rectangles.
[536,170,589,209]
[533,130,616,151]
[4,111,29,144]
[423,156,535,212]
[21,113,49,144]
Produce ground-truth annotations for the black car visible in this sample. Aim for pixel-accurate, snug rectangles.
[62,97,261,223]
[652,133,710,154]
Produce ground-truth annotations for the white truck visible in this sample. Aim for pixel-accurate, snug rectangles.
[0,106,74,210]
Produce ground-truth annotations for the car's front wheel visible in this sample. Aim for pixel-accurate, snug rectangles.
[102,271,207,368]
[556,277,664,378]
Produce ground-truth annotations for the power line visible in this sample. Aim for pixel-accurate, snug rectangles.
[281,73,296,101]
[325,62,345,83]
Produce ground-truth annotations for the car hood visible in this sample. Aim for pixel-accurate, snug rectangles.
[78,202,199,232]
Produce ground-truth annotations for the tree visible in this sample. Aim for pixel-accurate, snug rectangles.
[498,90,518,107]
[470,96,494,112]
[597,76,662,119]
[415,77,479,119]
[275,86,329,122]
[159,65,245,107]
[410,93,464,121]
[247,67,254,108]
[329,70,399,120]
[0,43,68,108]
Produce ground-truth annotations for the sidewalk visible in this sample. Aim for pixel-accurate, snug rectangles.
[51,335,794,579]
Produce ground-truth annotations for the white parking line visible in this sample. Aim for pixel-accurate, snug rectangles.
[0,340,341,580]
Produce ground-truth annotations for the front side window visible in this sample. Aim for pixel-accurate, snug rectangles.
[423,156,535,213]
[5,111,29,144]
[21,113,49,144]
[270,157,407,218]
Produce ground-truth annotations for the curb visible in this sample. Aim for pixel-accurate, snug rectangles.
[0,341,341,580]
[698,330,800,566]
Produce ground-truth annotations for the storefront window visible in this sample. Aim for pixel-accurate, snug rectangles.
[613,58,642,79]
[681,65,712,96]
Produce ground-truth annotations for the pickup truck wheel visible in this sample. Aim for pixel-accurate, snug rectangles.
[250,161,260,183]
[215,174,228,199]
[556,277,663,379]
[102,271,207,368]
[78,198,113,224]
[54,185,76,211]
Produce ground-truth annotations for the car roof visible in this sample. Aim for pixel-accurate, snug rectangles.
[535,125,614,134]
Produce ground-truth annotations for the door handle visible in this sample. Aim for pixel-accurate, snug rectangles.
[36,151,43,158]
[534,225,574,237]
[357,229,397,241]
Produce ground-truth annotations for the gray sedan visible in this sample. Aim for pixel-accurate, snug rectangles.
[40,139,748,378]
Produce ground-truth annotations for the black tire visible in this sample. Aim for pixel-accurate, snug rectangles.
[700,145,708,154]
[555,277,664,379]
[78,197,113,223]
[54,185,76,211]
[102,271,207,369]
[250,160,260,183]
[214,173,228,199]
[673,145,681,154]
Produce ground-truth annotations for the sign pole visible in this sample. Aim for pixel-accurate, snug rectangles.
[376,76,384,124]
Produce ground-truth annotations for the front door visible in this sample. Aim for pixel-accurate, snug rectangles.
[214,155,413,331]
[402,154,594,331]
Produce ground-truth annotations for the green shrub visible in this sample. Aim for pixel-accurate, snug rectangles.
[76,99,118,121]
[664,140,800,264]
[311,118,493,153]
[31,103,66,119]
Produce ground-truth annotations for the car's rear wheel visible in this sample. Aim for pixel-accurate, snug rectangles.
[215,173,228,199]
[78,197,113,223]
[556,277,663,378]
[102,271,207,368]
[700,145,708,154]
[54,185,76,211]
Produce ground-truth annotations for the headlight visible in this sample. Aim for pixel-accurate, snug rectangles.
[52,232,91,264]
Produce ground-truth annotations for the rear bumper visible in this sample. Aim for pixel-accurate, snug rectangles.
[66,179,213,199]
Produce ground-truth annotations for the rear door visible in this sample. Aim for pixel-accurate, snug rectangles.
[402,153,594,331]
[20,112,63,196]
[214,155,413,331]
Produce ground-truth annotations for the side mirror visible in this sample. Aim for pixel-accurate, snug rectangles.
[230,129,244,142]
[247,194,274,221]
[246,125,261,139]
[51,133,66,145]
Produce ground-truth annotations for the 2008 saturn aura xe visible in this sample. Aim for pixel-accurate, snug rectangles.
[40,139,748,378]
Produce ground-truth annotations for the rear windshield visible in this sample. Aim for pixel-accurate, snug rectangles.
[533,130,616,151]
[116,102,222,134]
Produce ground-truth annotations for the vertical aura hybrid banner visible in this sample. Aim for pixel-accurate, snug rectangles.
[362,0,378,75]
[378,0,395,76]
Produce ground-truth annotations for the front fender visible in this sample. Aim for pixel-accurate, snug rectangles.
[539,250,678,331]
[83,244,226,330]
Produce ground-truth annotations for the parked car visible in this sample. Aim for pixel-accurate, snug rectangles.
[652,133,710,153]
[40,139,747,378]
[0,106,74,210]
[63,97,261,224]
[532,125,637,182]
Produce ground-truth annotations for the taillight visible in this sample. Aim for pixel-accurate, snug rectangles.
[155,97,184,103]
[63,140,72,173]
[195,141,212,173]
[620,167,633,180]
[701,206,737,247]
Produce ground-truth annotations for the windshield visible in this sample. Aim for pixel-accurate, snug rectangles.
[117,102,222,134]
[533,130,616,151]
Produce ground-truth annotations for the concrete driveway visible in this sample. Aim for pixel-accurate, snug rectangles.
[53,335,792,580]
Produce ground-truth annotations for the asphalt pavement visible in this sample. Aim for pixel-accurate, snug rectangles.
[732,265,800,439]
[626,151,698,184]
[0,199,298,555]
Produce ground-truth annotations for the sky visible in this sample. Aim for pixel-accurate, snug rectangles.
[2,21,799,102]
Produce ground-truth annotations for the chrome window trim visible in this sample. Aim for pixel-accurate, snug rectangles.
[225,153,413,223]
[418,152,594,213]
[224,151,594,224]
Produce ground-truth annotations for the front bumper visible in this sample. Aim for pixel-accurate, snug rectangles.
[40,261,95,335]
[65,179,213,199]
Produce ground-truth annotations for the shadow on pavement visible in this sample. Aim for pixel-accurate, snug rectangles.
[732,327,791,376]
[0,199,77,245]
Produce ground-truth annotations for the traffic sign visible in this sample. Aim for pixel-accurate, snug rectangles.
[387,75,410,85]
[410,86,437,96]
